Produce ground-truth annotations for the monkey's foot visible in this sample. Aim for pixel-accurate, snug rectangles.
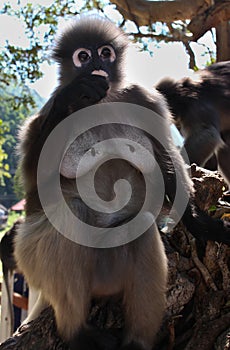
[69,328,121,350]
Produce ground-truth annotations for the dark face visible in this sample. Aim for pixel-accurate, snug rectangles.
[72,44,116,80]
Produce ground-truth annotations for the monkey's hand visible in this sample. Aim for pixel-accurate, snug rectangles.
[60,74,109,112]
[41,75,109,133]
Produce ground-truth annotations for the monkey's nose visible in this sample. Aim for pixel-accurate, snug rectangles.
[93,58,102,71]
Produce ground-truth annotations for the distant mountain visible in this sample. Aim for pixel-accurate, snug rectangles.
[0,83,45,111]
[28,86,46,110]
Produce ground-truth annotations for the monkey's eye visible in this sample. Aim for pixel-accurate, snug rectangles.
[79,51,90,62]
[98,45,116,62]
[72,48,92,67]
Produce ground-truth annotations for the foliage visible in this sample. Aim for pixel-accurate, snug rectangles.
[0,119,10,185]
[0,210,24,237]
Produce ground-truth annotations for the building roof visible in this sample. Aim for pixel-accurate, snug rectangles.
[11,199,26,211]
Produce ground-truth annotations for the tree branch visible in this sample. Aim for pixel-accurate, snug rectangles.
[188,0,230,41]
[111,0,213,26]
[132,32,187,42]
[183,42,197,69]
[111,0,230,48]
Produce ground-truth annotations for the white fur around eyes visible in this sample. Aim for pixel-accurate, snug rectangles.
[72,48,91,67]
[98,45,116,62]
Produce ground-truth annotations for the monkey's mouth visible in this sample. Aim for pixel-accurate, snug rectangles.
[91,70,108,78]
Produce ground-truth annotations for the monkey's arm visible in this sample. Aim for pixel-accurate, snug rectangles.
[175,101,223,166]
[41,74,109,134]
[20,75,109,191]
[182,204,230,245]
[182,125,223,166]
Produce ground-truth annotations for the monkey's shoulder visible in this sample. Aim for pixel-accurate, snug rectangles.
[117,84,172,120]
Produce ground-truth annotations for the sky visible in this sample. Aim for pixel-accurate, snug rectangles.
[0,1,216,99]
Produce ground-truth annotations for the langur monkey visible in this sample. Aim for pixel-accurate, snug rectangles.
[15,16,230,350]
[156,61,230,187]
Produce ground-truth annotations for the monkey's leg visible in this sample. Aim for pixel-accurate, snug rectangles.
[22,291,48,324]
[121,226,168,350]
[50,271,92,347]
[181,126,222,166]
[204,154,218,171]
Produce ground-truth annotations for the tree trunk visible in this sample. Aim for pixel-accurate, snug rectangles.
[216,21,230,61]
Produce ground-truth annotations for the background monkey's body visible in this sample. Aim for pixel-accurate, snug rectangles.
[156,61,230,186]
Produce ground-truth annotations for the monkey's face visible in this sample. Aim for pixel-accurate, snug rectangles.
[72,44,117,81]
[52,17,128,86]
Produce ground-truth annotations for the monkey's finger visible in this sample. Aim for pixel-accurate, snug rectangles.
[94,85,109,97]
[82,75,109,90]
[80,83,106,101]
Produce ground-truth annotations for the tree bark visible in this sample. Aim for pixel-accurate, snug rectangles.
[188,0,230,41]
[110,0,230,38]
[110,0,212,26]
[0,166,229,350]
[216,20,230,61]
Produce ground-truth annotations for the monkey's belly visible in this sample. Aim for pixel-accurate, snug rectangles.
[91,251,127,297]
[92,277,123,297]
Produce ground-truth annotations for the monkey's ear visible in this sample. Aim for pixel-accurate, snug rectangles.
[156,78,177,94]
